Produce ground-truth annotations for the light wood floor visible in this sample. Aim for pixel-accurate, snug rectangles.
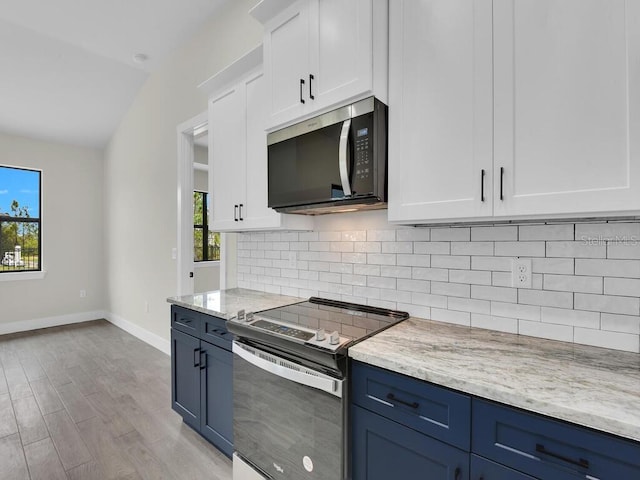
[0,320,232,480]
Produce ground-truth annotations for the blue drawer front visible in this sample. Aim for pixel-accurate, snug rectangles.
[352,405,469,480]
[471,454,536,480]
[201,316,232,351]
[171,305,201,336]
[352,361,471,451]
[472,399,640,479]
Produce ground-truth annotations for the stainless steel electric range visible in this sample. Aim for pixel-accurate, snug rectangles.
[227,297,409,480]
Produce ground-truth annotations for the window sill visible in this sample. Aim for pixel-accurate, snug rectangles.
[194,261,220,268]
[0,270,47,282]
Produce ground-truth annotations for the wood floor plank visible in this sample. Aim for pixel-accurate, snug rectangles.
[56,382,97,424]
[23,437,68,480]
[37,352,72,387]
[84,390,135,439]
[44,409,93,470]
[0,392,18,438]
[76,416,138,480]
[0,433,29,480]
[66,461,104,480]
[0,365,9,396]
[65,366,99,397]
[30,377,65,415]
[13,394,49,446]
[20,357,47,382]
[118,431,175,480]
[4,364,33,400]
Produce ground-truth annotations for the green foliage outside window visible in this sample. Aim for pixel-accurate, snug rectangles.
[194,191,220,262]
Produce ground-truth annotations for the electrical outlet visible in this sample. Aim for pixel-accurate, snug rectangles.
[79,289,86,298]
[288,251,297,268]
[512,258,532,288]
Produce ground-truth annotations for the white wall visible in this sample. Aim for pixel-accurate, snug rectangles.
[104,0,262,341]
[0,132,104,331]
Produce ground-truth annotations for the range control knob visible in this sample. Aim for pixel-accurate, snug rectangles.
[315,329,326,341]
[329,331,340,345]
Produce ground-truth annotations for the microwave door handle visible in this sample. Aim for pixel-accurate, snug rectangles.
[339,118,352,197]
[232,341,341,397]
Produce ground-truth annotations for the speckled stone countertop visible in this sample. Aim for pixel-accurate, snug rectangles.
[167,288,304,320]
[349,318,640,443]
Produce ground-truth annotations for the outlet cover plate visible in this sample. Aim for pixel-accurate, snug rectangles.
[512,257,532,288]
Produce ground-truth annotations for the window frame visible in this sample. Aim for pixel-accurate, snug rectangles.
[193,190,219,263]
[0,165,43,276]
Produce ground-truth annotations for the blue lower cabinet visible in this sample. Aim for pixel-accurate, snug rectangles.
[352,404,469,480]
[200,341,233,457]
[470,455,535,480]
[171,328,201,430]
[170,306,234,458]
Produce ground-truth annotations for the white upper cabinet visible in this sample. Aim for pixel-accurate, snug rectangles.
[388,0,493,223]
[259,0,387,129]
[202,48,313,232]
[493,0,640,218]
[389,0,640,224]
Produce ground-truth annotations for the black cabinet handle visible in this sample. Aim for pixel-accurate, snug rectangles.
[193,348,200,367]
[536,443,589,469]
[300,78,305,104]
[309,74,315,100]
[500,166,504,200]
[480,169,485,202]
[239,203,244,221]
[454,467,461,480]
[200,350,207,370]
[386,393,419,409]
[234,204,238,221]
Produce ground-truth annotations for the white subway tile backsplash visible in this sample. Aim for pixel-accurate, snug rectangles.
[575,259,640,278]
[603,277,640,297]
[495,241,545,257]
[546,241,606,259]
[431,227,470,241]
[471,226,518,241]
[600,313,640,334]
[237,219,640,352]
[543,274,603,294]
[573,328,640,353]
[574,293,640,316]
[518,224,574,241]
[540,307,600,329]
[451,242,494,256]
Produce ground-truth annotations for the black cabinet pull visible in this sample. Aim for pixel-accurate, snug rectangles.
[309,74,315,99]
[193,348,200,367]
[234,204,238,221]
[200,350,207,370]
[239,203,244,221]
[386,393,419,409]
[300,78,306,104]
[500,166,504,200]
[480,169,485,202]
[536,443,590,469]
[454,467,461,480]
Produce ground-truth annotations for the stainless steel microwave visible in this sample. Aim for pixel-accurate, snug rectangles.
[267,97,387,215]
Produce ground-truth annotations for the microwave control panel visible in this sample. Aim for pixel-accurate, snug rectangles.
[352,114,374,194]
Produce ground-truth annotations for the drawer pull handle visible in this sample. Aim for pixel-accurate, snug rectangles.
[193,348,201,367]
[535,443,590,469]
[386,393,419,409]
[454,467,461,480]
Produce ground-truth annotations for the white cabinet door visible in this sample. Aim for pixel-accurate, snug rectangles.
[264,1,310,128]
[494,0,640,217]
[388,0,493,223]
[308,0,373,111]
[243,72,281,229]
[210,86,246,231]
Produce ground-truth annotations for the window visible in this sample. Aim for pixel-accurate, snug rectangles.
[194,191,220,262]
[0,166,42,273]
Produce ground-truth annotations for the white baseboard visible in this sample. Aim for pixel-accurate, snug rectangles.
[0,311,107,336]
[105,312,171,356]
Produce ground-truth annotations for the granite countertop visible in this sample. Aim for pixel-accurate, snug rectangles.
[349,318,640,443]
[167,288,304,319]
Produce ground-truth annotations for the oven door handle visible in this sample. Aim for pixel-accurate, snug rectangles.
[232,341,342,397]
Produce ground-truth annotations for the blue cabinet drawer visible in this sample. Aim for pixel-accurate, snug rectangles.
[471,454,535,480]
[201,315,232,351]
[352,404,469,480]
[472,399,640,479]
[171,305,201,336]
[352,361,471,451]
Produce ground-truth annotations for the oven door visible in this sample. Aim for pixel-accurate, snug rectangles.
[232,341,345,480]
